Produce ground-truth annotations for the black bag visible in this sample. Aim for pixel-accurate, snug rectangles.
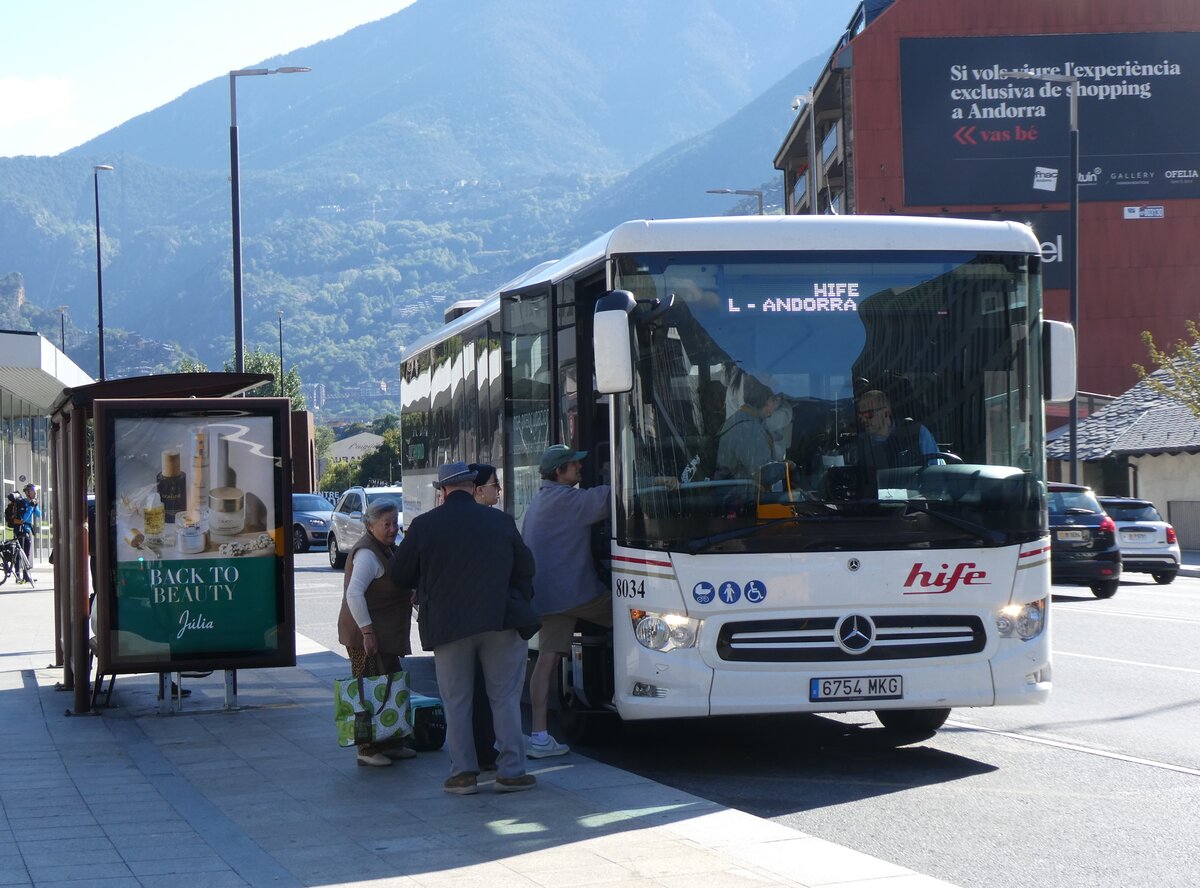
[504,588,541,640]
[4,500,18,530]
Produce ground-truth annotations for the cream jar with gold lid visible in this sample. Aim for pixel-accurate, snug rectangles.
[209,487,246,537]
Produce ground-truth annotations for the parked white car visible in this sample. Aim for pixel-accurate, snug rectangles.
[1098,496,1181,584]
[328,486,404,569]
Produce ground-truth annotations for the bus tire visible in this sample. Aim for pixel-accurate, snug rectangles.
[876,707,950,736]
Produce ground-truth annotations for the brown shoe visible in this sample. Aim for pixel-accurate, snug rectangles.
[383,745,417,760]
[444,772,479,795]
[495,773,537,793]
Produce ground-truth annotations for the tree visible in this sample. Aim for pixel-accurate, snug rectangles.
[1134,321,1200,418]
[176,355,208,373]
[320,458,360,493]
[358,428,403,485]
[175,349,307,411]
[223,347,308,412]
[313,425,335,460]
[371,414,400,434]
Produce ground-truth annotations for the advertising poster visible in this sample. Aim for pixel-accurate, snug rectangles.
[94,399,295,673]
[900,32,1200,206]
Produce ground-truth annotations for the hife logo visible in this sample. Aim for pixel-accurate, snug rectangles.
[903,562,989,595]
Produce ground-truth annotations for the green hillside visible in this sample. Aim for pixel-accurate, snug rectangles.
[0,0,857,418]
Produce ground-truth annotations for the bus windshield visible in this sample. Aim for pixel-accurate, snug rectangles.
[612,250,1045,553]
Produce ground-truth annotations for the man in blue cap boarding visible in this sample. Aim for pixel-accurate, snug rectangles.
[521,444,613,758]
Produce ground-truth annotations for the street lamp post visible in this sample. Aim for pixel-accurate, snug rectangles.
[229,66,310,373]
[1001,69,1081,482]
[58,306,68,354]
[706,188,764,215]
[277,309,284,398]
[92,164,114,381]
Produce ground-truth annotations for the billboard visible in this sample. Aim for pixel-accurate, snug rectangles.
[900,32,1200,206]
[93,399,295,674]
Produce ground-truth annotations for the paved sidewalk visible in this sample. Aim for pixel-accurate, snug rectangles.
[0,564,957,888]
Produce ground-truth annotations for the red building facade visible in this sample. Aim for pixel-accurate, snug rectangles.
[776,0,1200,399]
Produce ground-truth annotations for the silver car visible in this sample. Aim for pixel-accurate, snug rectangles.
[291,493,334,553]
[328,486,404,569]
[1098,496,1181,584]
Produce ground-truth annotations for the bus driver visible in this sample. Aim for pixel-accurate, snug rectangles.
[852,389,939,469]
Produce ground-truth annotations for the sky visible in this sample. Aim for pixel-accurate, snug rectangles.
[0,0,418,158]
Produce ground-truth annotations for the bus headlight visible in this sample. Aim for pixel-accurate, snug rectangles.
[629,609,701,652]
[996,598,1046,640]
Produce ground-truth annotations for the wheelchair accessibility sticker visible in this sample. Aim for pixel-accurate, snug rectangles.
[692,581,716,605]
[744,580,767,603]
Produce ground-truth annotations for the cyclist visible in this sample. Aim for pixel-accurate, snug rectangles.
[13,484,40,584]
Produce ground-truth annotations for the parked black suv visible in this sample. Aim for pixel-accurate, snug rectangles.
[1048,482,1122,598]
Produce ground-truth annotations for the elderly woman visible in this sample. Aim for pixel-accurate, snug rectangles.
[336,499,414,767]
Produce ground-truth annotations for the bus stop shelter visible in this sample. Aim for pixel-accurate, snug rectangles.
[49,372,271,715]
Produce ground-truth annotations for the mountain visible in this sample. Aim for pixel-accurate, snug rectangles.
[567,52,829,239]
[0,0,858,418]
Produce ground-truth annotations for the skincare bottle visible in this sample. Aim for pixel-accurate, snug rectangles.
[212,433,236,490]
[143,492,165,540]
[207,432,247,538]
[156,450,187,520]
[176,509,208,555]
[188,425,209,517]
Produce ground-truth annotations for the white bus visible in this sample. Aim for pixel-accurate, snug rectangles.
[400,215,1075,738]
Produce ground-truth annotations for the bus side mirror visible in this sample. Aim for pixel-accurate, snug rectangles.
[594,289,636,393]
[1043,319,1077,404]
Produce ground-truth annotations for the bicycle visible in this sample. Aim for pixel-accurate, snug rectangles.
[0,534,34,586]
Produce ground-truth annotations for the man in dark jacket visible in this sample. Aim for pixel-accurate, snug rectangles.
[389,461,537,795]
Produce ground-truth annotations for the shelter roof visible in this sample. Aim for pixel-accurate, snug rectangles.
[51,372,273,415]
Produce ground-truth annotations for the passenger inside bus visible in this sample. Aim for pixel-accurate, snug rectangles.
[714,378,779,481]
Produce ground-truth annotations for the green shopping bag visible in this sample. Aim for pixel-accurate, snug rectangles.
[334,671,413,747]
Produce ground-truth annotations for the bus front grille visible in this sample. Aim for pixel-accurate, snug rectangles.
[715,615,987,662]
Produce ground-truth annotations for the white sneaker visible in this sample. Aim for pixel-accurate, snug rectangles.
[526,734,570,758]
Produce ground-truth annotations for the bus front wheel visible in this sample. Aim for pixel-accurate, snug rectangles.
[876,707,950,736]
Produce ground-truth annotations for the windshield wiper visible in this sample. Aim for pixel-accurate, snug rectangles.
[901,500,1004,544]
